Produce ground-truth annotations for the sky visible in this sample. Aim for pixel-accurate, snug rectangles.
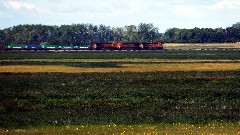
[0,0,239,32]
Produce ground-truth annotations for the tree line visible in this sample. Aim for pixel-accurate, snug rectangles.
[0,22,240,46]
[163,23,240,43]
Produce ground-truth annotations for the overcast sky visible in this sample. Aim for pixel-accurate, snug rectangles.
[0,0,239,32]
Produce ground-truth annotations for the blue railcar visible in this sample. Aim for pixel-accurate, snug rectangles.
[25,45,42,50]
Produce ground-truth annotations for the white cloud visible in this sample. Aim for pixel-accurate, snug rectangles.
[168,5,203,18]
[5,0,35,10]
[209,0,240,9]
[3,0,47,13]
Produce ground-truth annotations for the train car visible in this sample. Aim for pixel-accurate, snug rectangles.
[7,45,26,50]
[123,43,143,50]
[41,44,58,50]
[42,44,75,50]
[141,43,163,50]
[92,42,117,50]
[0,45,7,51]
[58,45,74,50]
[116,42,143,50]
[74,45,92,50]
[6,45,42,50]
[25,45,42,50]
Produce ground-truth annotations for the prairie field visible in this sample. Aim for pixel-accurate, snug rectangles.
[164,43,240,49]
[0,49,240,134]
[0,59,240,73]
[0,62,240,73]
[2,124,240,135]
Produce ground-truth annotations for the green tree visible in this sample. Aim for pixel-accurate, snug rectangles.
[138,23,160,43]
[123,25,138,42]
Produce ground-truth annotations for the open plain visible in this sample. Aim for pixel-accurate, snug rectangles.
[0,47,240,134]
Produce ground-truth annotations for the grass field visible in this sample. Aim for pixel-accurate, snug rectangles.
[2,124,240,135]
[0,49,239,60]
[164,43,240,49]
[0,59,240,72]
[0,49,240,134]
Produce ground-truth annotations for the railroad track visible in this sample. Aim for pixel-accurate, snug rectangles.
[1,48,240,52]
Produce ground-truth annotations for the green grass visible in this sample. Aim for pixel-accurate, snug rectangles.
[1,72,240,129]
[0,49,240,133]
[0,50,240,60]
[0,61,121,68]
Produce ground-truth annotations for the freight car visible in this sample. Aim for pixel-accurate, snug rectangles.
[6,45,28,50]
[41,44,92,50]
[5,44,50,50]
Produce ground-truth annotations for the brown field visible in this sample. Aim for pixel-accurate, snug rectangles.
[1,124,240,135]
[0,59,239,73]
[0,63,240,73]
[164,43,240,49]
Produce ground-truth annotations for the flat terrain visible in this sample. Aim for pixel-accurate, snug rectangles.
[0,59,240,72]
[0,49,240,134]
[2,124,240,135]
[164,43,240,49]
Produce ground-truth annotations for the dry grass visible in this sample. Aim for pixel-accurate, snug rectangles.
[0,63,239,73]
[122,63,240,72]
[1,124,240,135]
[1,58,239,72]
[164,43,240,49]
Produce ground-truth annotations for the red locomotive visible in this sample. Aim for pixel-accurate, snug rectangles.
[92,42,117,50]
[92,42,163,50]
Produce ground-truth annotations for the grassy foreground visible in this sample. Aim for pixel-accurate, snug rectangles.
[1,72,240,128]
[1,124,240,134]
[0,50,240,134]
[0,49,240,60]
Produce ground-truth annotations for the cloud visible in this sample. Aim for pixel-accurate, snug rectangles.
[168,5,203,18]
[43,0,149,26]
[4,0,35,10]
[3,0,47,13]
[209,0,240,9]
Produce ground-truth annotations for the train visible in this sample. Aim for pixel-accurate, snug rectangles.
[0,42,163,51]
